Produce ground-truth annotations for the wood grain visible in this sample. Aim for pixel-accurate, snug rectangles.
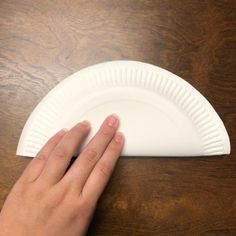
[0,0,236,235]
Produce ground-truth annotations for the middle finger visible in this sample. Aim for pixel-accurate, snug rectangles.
[62,114,119,191]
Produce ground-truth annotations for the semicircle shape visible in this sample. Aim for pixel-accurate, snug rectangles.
[17,61,230,157]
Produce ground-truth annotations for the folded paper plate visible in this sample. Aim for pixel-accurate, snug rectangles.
[17,61,230,157]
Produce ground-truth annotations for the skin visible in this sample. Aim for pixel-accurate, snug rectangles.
[0,114,124,236]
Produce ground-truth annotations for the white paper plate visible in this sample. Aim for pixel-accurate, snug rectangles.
[17,61,230,157]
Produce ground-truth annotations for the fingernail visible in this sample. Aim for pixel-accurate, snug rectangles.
[58,128,68,137]
[82,120,90,128]
[114,132,124,143]
[107,114,118,127]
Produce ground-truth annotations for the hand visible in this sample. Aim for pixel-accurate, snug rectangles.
[0,114,124,236]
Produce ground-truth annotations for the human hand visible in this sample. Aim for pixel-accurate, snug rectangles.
[0,114,124,236]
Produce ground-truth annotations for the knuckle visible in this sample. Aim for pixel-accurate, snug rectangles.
[44,191,64,210]
[100,126,114,137]
[81,200,94,214]
[79,194,95,212]
[25,184,46,201]
[98,161,112,178]
[70,199,92,219]
[76,199,87,210]
[35,152,48,161]
[54,146,68,159]
[83,148,98,163]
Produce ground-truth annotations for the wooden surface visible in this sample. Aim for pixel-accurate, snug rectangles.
[0,0,236,235]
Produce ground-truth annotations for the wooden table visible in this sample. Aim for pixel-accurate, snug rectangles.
[0,0,235,235]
